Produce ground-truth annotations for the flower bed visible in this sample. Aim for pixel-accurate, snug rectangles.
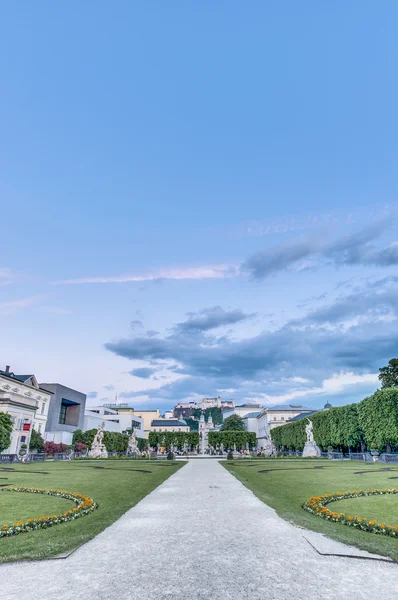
[303,488,398,537]
[1,486,98,537]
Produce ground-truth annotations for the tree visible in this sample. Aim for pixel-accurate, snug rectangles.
[379,358,398,388]
[184,418,199,431]
[0,412,13,453]
[30,429,44,452]
[221,414,245,431]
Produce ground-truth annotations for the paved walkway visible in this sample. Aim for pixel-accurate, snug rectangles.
[2,459,398,599]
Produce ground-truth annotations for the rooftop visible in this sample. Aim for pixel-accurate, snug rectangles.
[242,412,261,419]
[288,411,318,422]
[265,404,316,412]
[151,419,188,427]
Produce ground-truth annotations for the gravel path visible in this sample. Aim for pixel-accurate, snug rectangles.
[1,459,398,600]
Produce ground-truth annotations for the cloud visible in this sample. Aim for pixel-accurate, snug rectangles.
[130,367,156,379]
[87,392,98,399]
[130,320,144,330]
[259,371,379,404]
[0,296,39,316]
[242,239,318,279]
[243,221,395,280]
[0,268,15,286]
[104,384,115,391]
[52,265,236,285]
[175,306,254,332]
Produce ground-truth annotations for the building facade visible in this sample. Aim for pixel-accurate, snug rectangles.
[264,404,316,429]
[84,406,144,437]
[150,419,190,433]
[103,404,160,438]
[40,383,86,445]
[222,403,263,421]
[0,367,51,453]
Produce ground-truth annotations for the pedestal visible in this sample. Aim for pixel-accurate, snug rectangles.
[89,444,108,459]
[302,441,321,458]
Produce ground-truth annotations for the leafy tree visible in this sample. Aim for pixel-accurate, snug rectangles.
[30,429,44,451]
[221,414,245,431]
[148,431,199,450]
[137,437,148,452]
[379,359,398,388]
[72,429,85,444]
[208,431,256,449]
[357,388,398,451]
[184,418,199,431]
[0,412,13,453]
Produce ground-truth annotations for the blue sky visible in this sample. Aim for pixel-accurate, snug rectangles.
[1,1,398,411]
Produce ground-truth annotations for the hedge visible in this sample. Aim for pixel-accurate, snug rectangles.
[270,388,398,452]
[148,431,199,450]
[72,429,129,453]
[208,431,256,449]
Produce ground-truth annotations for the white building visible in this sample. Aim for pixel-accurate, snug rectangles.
[0,366,51,453]
[84,406,144,437]
[242,411,261,437]
[264,404,316,429]
[150,419,190,433]
[222,403,263,421]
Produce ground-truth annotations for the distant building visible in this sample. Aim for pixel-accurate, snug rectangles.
[103,403,160,438]
[84,405,144,437]
[173,397,234,419]
[173,403,197,419]
[242,411,261,437]
[150,419,190,433]
[264,404,316,430]
[0,366,51,453]
[40,383,87,445]
[222,403,263,421]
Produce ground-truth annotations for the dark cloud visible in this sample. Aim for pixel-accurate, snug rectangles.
[130,367,156,379]
[87,391,98,399]
[104,384,115,391]
[175,306,254,332]
[242,221,395,279]
[242,239,317,279]
[130,320,144,330]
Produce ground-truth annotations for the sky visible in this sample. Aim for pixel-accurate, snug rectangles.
[1,1,398,412]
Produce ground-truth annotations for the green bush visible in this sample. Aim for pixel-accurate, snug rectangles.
[167,452,174,460]
[227,451,234,460]
[270,388,398,453]
[0,412,13,453]
[30,429,44,452]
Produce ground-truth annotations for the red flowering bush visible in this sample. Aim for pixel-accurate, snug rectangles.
[74,442,87,452]
[42,441,69,456]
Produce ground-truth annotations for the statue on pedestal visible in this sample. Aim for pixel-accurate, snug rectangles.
[127,429,140,456]
[302,418,321,457]
[89,422,108,458]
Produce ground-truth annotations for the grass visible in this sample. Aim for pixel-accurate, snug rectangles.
[223,458,398,560]
[0,459,183,563]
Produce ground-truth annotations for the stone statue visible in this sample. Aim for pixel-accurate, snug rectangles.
[302,418,321,458]
[89,422,108,458]
[305,419,314,443]
[127,429,139,455]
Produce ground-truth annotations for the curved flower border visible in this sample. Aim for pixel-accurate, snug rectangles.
[1,486,98,538]
[303,488,398,537]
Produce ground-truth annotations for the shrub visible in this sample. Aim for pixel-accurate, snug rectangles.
[167,452,174,460]
[30,429,44,452]
[227,451,234,460]
[42,441,68,456]
[0,413,13,453]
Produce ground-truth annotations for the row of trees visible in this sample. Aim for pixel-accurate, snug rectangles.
[208,430,256,449]
[270,388,398,452]
[148,431,199,449]
[72,428,131,452]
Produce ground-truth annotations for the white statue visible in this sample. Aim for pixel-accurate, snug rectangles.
[127,429,139,455]
[89,422,108,458]
[305,419,314,443]
[302,418,321,457]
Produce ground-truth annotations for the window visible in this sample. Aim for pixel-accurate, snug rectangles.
[59,404,67,424]
[38,423,42,433]
[41,402,45,415]
[273,417,276,421]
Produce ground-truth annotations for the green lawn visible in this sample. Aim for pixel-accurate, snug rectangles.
[223,458,398,560]
[0,459,183,563]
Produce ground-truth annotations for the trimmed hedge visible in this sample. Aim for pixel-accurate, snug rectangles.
[148,431,199,450]
[208,431,256,449]
[270,388,398,452]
